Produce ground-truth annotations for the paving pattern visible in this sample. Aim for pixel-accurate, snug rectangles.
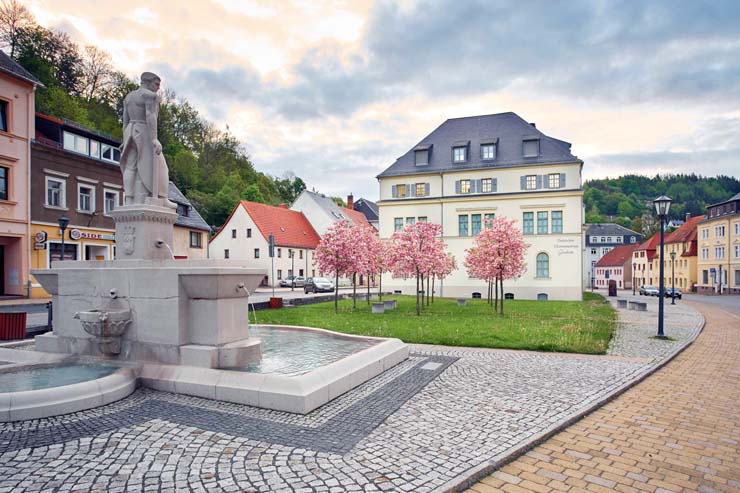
[0,296,705,493]
[467,300,737,493]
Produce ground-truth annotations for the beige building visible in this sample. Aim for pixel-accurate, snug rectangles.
[650,215,704,293]
[0,52,41,297]
[696,193,740,294]
[376,112,584,300]
[168,182,210,259]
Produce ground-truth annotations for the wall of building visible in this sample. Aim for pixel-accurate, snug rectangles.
[696,217,740,294]
[0,72,34,295]
[208,205,316,286]
[291,194,334,236]
[378,162,584,300]
[173,227,208,259]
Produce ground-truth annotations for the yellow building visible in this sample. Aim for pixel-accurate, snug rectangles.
[696,193,740,294]
[649,215,704,293]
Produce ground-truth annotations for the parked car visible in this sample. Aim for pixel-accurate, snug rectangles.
[304,277,335,294]
[639,285,659,296]
[279,276,306,288]
[664,287,682,299]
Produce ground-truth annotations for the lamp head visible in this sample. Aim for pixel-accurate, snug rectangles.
[653,195,672,218]
[58,215,70,231]
[670,251,676,260]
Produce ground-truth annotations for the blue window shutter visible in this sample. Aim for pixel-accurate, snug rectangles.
[425,183,430,196]
[492,178,498,192]
[455,181,461,194]
[543,175,550,189]
[560,173,566,188]
[406,184,411,197]
[392,186,397,198]
[409,184,416,197]
[475,179,482,193]
[470,180,477,194]
[536,175,543,189]
[520,176,526,190]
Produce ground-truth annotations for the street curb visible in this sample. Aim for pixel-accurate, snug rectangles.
[435,304,707,493]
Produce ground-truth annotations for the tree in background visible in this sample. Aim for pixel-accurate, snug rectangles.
[0,0,32,57]
[465,217,528,315]
[387,222,446,316]
[355,225,384,304]
[315,220,355,314]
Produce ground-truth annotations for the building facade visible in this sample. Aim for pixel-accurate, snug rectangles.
[0,52,40,296]
[209,201,321,287]
[583,224,642,288]
[352,196,379,230]
[291,189,372,236]
[593,244,638,290]
[649,214,704,293]
[631,233,659,289]
[696,193,740,294]
[168,182,210,259]
[376,112,584,300]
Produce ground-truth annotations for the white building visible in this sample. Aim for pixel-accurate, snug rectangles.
[583,224,642,288]
[291,189,372,235]
[376,112,585,300]
[208,201,321,287]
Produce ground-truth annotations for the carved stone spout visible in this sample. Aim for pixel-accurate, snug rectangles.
[75,309,132,355]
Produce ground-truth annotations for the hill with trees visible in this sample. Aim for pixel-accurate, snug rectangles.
[584,174,740,236]
[0,0,305,228]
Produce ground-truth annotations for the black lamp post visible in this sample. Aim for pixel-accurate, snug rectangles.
[670,251,676,305]
[57,215,70,265]
[632,262,637,295]
[654,195,672,338]
[290,250,295,291]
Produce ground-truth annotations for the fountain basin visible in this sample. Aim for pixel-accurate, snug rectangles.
[141,325,408,414]
[0,363,137,422]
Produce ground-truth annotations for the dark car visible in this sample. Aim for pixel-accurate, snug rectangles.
[664,288,682,299]
[639,285,659,296]
[304,277,335,294]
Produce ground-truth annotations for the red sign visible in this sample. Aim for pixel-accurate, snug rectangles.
[34,231,47,243]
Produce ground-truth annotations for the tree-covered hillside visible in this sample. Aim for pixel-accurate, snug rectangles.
[584,174,740,236]
[0,0,305,228]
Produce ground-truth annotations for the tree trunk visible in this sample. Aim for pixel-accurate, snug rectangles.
[488,281,492,305]
[334,270,339,313]
[432,276,435,303]
[367,276,371,304]
[426,275,430,306]
[416,271,420,316]
[494,276,499,312]
[352,273,357,309]
[379,274,382,301]
[499,277,504,315]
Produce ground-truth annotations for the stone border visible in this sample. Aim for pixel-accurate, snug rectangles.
[140,324,409,414]
[436,304,707,493]
[0,367,137,422]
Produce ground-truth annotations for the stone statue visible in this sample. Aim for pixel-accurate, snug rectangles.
[120,72,175,208]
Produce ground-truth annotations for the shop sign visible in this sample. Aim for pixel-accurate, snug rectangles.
[34,242,47,250]
[69,229,115,241]
[34,230,47,243]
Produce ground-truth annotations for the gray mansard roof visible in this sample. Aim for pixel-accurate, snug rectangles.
[377,112,581,178]
[168,181,211,232]
[585,223,642,245]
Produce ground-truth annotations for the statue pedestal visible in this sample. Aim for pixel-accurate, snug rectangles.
[109,204,178,260]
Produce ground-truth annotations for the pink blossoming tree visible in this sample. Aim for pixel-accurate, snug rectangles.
[464,216,528,315]
[387,222,447,315]
[315,220,355,313]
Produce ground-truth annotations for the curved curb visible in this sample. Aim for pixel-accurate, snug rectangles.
[435,304,707,493]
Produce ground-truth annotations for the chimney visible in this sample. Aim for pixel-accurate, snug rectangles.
[278,203,288,209]
[530,122,536,128]
[685,212,691,222]
[347,194,354,209]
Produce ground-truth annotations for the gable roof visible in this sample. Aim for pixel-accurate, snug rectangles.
[377,112,581,178]
[596,244,639,268]
[237,201,320,249]
[168,182,211,232]
[665,215,705,245]
[585,223,642,238]
[353,198,379,221]
[341,206,373,228]
[0,51,42,86]
[294,190,372,228]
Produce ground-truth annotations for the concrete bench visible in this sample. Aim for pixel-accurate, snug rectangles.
[457,298,467,306]
[617,299,628,309]
[383,299,397,310]
[371,302,385,314]
[628,301,648,311]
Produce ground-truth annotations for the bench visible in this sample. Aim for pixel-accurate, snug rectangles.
[383,299,397,310]
[457,298,467,306]
[617,299,628,309]
[628,301,648,311]
[371,302,385,314]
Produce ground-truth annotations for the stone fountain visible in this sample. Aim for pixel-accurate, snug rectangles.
[32,71,265,369]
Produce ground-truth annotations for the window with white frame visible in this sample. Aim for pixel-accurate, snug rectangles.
[715,246,725,259]
[591,248,597,255]
[415,183,427,197]
[525,175,537,190]
[395,184,407,198]
[630,236,636,243]
[189,231,202,248]
[536,253,549,278]
[459,179,471,194]
[0,100,7,132]
[0,166,8,201]
[394,218,403,231]
[734,222,740,235]
[46,177,66,208]
[701,228,709,239]
[715,225,725,237]
[481,143,496,160]
[453,146,466,163]
[101,143,121,163]
[104,190,118,214]
[734,245,740,258]
[77,184,94,212]
[548,173,560,188]
[63,131,89,155]
[481,178,493,193]
[90,140,100,159]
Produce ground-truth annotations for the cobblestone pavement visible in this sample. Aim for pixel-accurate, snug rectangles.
[467,300,737,493]
[0,300,704,493]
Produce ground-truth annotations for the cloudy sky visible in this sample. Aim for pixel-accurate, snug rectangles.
[29,0,740,200]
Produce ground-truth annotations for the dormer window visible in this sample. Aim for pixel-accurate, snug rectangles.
[480,138,497,160]
[414,144,430,166]
[452,140,469,163]
[523,137,539,158]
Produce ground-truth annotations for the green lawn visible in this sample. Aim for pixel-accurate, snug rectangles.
[254,293,616,354]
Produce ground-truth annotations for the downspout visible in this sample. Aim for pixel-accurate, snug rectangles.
[439,171,444,298]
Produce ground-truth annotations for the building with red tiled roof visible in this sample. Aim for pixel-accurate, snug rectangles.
[651,214,705,293]
[209,201,321,286]
[594,244,639,290]
[632,233,661,289]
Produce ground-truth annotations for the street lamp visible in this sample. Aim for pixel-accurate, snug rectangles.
[290,250,295,291]
[654,195,672,338]
[670,251,676,305]
[57,215,70,266]
[632,262,637,295]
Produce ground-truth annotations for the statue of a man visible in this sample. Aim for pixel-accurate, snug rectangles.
[120,72,175,208]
